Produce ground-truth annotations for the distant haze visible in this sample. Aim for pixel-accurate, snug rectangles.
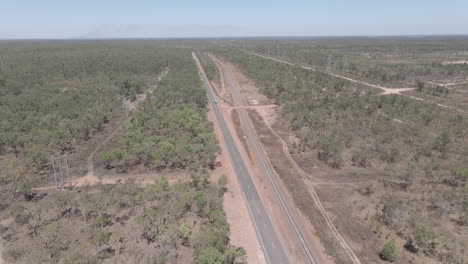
[1,0,468,39]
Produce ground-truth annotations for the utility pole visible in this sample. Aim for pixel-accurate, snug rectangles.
[343,55,349,73]
[51,155,58,189]
[326,55,332,72]
[125,103,128,119]
[65,156,70,187]
[122,100,128,119]
[58,153,64,189]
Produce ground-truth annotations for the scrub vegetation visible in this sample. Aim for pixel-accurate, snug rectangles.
[99,49,219,172]
[0,41,242,264]
[214,40,467,263]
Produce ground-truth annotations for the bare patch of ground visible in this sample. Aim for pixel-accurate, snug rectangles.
[208,55,234,106]
[210,54,273,106]
[442,60,468,65]
[33,171,188,191]
[0,243,4,264]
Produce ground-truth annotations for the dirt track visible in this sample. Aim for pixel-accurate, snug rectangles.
[258,105,361,264]
[85,69,169,179]
[0,243,4,264]
[248,52,468,114]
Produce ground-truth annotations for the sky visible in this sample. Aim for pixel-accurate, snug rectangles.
[1,0,467,39]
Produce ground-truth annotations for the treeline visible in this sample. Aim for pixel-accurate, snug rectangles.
[215,48,467,263]
[249,42,468,85]
[100,49,219,172]
[0,42,170,170]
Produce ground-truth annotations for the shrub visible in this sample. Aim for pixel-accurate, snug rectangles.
[379,197,405,226]
[10,205,31,225]
[379,147,399,163]
[351,150,372,168]
[0,173,12,184]
[15,176,34,201]
[413,224,436,253]
[316,136,343,168]
[92,231,112,247]
[380,240,397,261]
[93,215,109,228]
[195,247,223,264]
[218,174,228,193]
[218,174,228,188]
[195,191,207,215]
[358,184,375,196]
[433,131,451,154]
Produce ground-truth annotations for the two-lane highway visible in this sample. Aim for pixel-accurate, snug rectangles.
[193,52,290,264]
[213,55,319,264]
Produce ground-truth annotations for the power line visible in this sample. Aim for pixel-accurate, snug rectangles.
[326,55,332,72]
[343,55,349,73]
[58,153,64,189]
[51,155,58,189]
[65,156,70,188]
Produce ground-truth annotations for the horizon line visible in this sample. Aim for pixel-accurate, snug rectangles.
[1,34,468,41]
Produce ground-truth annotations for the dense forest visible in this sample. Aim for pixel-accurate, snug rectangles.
[214,48,467,263]
[0,42,170,172]
[0,41,242,264]
[99,49,219,172]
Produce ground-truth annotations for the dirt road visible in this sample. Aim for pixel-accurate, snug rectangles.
[259,105,362,264]
[85,69,168,179]
[248,52,467,114]
[0,243,4,264]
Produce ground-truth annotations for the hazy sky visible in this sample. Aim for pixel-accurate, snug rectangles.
[1,0,468,39]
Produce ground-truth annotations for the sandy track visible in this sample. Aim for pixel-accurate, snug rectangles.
[85,69,168,178]
[404,94,467,114]
[248,52,414,95]
[33,172,187,191]
[85,123,122,177]
[259,105,362,264]
[248,52,468,114]
[0,243,3,264]
[426,80,468,87]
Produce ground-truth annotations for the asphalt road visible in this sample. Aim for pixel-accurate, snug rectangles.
[193,52,290,264]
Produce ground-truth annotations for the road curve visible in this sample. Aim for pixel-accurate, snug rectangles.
[193,52,290,264]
